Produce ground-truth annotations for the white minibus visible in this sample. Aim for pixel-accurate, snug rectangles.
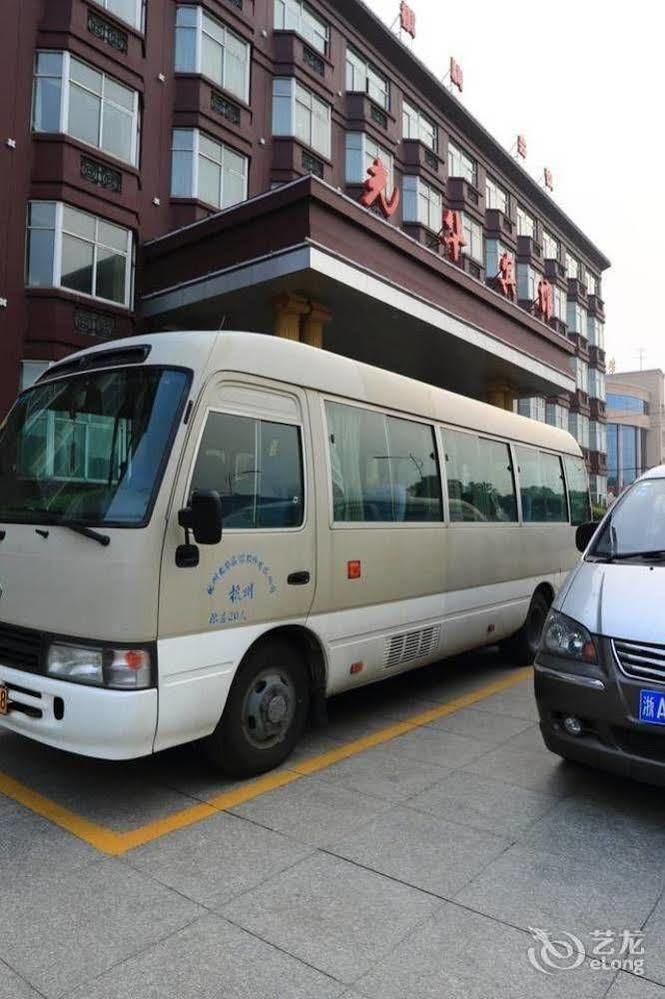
[0,332,589,775]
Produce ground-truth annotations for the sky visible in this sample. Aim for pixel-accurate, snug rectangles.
[368,0,664,374]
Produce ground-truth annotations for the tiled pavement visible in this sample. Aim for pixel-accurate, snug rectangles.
[1,650,664,998]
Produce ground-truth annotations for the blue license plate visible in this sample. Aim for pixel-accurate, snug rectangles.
[638,689,665,725]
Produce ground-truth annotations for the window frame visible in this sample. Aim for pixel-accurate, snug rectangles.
[345,46,390,110]
[273,0,329,54]
[442,426,519,526]
[460,212,483,263]
[447,140,476,186]
[32,50,141,167]
[402,98,437,152]
[97,0,146,31]
[170,128,248,208]
[26,200,134,309]
[174,5,251,104]
[516,205,535,239]
[186,404,308,534]
[513,444,570,525]
[485,176,508,215]
[402,175,443,233]
[345,131,394,188]
[272,77,331,158]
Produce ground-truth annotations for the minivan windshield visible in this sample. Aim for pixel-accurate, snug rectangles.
[593,478,665,560]
[0,366,190,527]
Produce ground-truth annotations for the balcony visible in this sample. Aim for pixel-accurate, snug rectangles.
[447,177,484,221]
[460,256,485,282]
[567,278,588,303]
[548,316,568,337]
[402,140,443,182]
[345,93,398,143]
[544,258,566,282]
[174,76,252,150]
[484,208,516,247]
[39,2,146,77]
[590,398,607,421]
[516,235,543,264]
[272,137,332,186]
[589,345,606,370]
[273,31,335,91]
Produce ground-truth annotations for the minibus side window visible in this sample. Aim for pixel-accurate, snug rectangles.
[564,456,591,525]
[444,430,517,523]
[190,412,304,529]
[516,448,568,523]
[326,402,442,523]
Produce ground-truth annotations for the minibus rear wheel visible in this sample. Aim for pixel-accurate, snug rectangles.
[205,637,310,778]
[502,590,550,666]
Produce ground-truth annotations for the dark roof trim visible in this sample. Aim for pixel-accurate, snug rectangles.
[335,0,611,271]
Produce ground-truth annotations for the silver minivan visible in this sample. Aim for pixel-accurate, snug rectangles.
[536,466,665,784]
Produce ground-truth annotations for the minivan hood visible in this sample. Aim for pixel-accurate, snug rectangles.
[560,559,665,644]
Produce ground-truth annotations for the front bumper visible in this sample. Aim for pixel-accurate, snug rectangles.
[0,663,157,760]
[535,642,665,787]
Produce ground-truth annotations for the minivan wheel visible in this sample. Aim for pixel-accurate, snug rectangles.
[502,591,551,666]
[205,638,310,778]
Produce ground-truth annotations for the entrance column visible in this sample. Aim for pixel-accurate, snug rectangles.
[302,301,332,349]
[271,293,310,342]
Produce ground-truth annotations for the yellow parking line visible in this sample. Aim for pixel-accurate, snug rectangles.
[0,667,532,856]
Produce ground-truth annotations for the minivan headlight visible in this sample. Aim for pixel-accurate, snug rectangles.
[542,611,598,664]
[47,643,153,689]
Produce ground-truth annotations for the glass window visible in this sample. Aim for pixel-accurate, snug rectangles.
[175,7,250,102]
[517,263,538,301]
[565,251,579,280]
[542,230,559,261]
[546,403,569,430]
[568,412,590,450]
[0,367,189,526]
[345,47,389,109]
[274,0,329,53]
[461,212,482,263]
[447,140,475,185]
[444,430,517,523]
[552,284,566,322]
[607,394,648,415]
[402,176,443,232]
[272,78,331,158]
[190,412,304,529]
[564,456,591,525]
[326,402,442,523]
[585,270,598,296]
[402,100,436,151]
[345,132,394,189]
[170,129,248,208]
[516,206,535,239]
[32,52,140,166]
[485,239,511,279]
[101,0,145,29]
[588,368,606,402]
[26,201,133,307]
[485,177,507,214]
[516,448,567,522]
[517,397,546,423]
[567,301,587,336]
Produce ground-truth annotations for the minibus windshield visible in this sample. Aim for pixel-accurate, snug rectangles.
[0,366,190,528]
[593,478,665,561]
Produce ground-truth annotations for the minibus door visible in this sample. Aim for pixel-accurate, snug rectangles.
[156,379,316,749]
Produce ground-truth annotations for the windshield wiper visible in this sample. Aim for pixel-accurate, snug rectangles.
[59,523,111,547]
[609,549,665,562]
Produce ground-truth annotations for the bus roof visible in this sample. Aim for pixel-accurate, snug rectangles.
[46,331,583,458]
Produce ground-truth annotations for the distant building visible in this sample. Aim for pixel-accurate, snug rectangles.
[606,369,665,496]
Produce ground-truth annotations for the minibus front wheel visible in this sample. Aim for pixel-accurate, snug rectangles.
[205,636,310,778]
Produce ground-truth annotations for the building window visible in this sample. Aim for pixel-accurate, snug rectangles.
[516,206,535,239]
[588,368,606,402]
[272,78,331,158]
[273,0,328,54]
[565,251,579,280]
[589,474,608,504]
[608,424,647,490]
[517,263,538,301]
[542,229,559,261]
[175,6,250,103]
[552,284,566,322]
[345,47,389,109]
[461,212,482,263]
[517,397,546,423]
[171,129,247,209]
[98,0,145,30]
[402,100,436,151]
[26,201,133,307]
[607,394,648,415]
[587,316,605,350]
[567,301,587,336]
[21,360,52,390]
[546,402,569,430]
[572,357,589,394]
[32,52,140,166]
[589,420,607,454]
[485,239,510,279]
[568,412,590,450]
[345,132,394,187]
[402,176,442,232]
[585,270,598,297]
[447,140,475,185]
[485,176,507,214]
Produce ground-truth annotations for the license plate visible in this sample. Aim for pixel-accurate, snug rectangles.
[638,689,665,726]
[0,684,8,716]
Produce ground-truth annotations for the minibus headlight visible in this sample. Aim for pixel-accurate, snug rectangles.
[542,611,598,664]
[46,644,153,689]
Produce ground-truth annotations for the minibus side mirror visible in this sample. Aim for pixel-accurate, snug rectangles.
[575,521,597,553]
[179,490,223,546]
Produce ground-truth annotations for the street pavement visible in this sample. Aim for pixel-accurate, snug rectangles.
[0,649,664,999]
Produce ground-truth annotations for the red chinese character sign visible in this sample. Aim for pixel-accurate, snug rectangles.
[544,168,554,191]
[536,277,553,321]
[497,251,517,301]
[400,1,416,38]
[450,58,464,93]
[439,209,466,263]
[360,158,400,218]
[517,135,527,159]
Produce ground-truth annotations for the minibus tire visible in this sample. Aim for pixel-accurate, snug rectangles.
[205,638,310,778]
[502,590,550,666]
